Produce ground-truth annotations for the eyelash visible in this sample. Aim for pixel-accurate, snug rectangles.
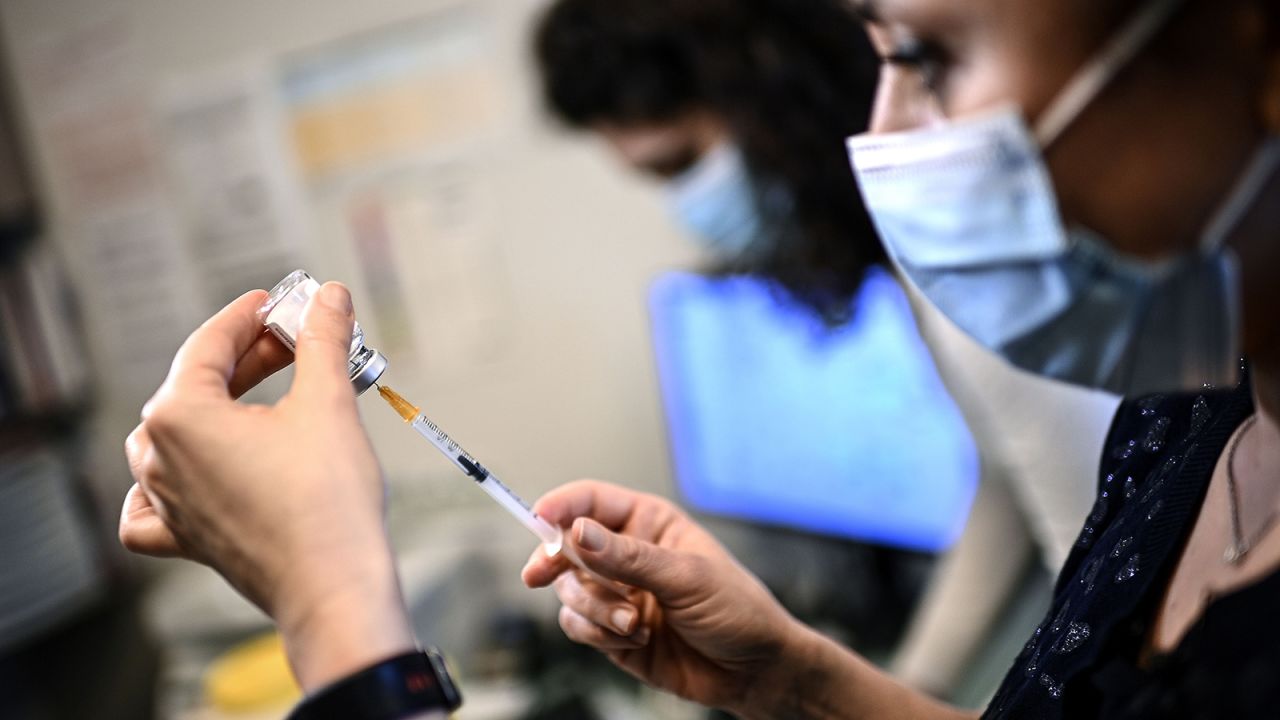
[885,37,950,96]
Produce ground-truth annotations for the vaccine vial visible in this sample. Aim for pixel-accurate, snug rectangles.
[258,269,388,395]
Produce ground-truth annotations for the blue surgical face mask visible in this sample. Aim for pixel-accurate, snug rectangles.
[847,0,1274,396]
[665,142,768,260]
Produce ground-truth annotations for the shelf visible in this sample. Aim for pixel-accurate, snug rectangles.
[0,206,39,265]
[0,402,92,451]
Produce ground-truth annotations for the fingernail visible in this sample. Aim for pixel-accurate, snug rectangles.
[610,607,636,635]
[577,518,605,552]
[317,282,353,316]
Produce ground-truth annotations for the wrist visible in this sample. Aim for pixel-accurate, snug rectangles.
[277,548,417,692]
[286,648,461,720]
[735,624,968,720]
[736,622,870,720]
[731,620,827,720]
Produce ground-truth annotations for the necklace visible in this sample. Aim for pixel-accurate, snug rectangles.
[1223,416,1275,565]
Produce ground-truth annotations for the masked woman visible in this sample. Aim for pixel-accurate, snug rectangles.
[520,0,1280,715]
[533,0,1120,697]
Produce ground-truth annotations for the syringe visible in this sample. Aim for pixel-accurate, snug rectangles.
[376,384,566,553]
[376,385,631,598]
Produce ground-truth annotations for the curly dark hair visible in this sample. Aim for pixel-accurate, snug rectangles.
[534,0,885,323]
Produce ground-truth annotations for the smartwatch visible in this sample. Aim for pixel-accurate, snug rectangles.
[287,648,462,719]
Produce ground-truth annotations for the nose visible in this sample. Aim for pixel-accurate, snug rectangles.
[868,64,946,134]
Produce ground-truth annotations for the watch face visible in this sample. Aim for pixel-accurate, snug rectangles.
[286,649,462,720]
[425,648,463,710]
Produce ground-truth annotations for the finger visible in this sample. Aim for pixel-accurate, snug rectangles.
[124,425,152,483]
[122,429,184,556]
[118,484,183,558]
[552,572,639,635]
[532,480,653,531]
[167,290,271,395]
[227,331,294,399]
[522,543,572,588]
[290,282,357,406]
[558,606,648,651]
[568,517,703,605]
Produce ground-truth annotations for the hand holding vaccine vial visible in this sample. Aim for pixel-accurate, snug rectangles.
[258,270,388,395]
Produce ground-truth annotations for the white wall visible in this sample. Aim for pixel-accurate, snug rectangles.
[0,0,698,527]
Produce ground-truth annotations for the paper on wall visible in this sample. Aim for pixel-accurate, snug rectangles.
[156,68,310,310]
[12,11,199,402]
[278,6,513,371]
[338,157,514,368]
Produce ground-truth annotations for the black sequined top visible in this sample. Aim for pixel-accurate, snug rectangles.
[984,375,1280,718]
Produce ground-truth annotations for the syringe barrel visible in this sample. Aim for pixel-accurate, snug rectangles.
[411,416,486,479]
[476,475,561,547]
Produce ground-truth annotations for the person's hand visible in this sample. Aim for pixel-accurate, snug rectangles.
[120,284,415,690]
[520,481,810,714]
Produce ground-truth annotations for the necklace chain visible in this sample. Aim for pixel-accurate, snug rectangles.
[1223,416,1274,565]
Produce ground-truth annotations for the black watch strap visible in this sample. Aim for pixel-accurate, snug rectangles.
[287,648,462,720]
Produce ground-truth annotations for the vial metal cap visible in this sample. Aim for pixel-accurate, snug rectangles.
[352,350,388,396]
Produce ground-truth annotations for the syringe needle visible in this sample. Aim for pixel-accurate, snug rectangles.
[376,383,420,422]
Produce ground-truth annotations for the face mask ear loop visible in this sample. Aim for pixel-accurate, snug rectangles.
[1033,0,1188,149]
[1199,138,1280,252]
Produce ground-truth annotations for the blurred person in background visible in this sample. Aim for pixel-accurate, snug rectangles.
[534,0,1118,698]
[536,0,885,323]
[117,0,1280,717]
[538,0,923,665]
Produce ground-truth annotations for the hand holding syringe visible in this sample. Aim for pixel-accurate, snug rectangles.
[375,384,629,596]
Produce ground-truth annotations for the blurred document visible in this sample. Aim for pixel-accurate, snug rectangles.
[279,8,512,369]
[17,13,198,399]
[159,70,307,308]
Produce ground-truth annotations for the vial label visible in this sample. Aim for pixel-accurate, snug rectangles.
[263,275,319,353]
[260,269,388,394]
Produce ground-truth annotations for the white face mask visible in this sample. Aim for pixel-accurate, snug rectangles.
[847,0,1274,396]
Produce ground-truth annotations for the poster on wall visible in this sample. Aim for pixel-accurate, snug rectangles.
[15,12,199,401]
[157,69,309,309]
[278,5,514,371]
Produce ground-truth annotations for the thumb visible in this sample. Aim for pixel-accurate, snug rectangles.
[569,517,700,604]
[118,484,183,558]
[292,282,358,404]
